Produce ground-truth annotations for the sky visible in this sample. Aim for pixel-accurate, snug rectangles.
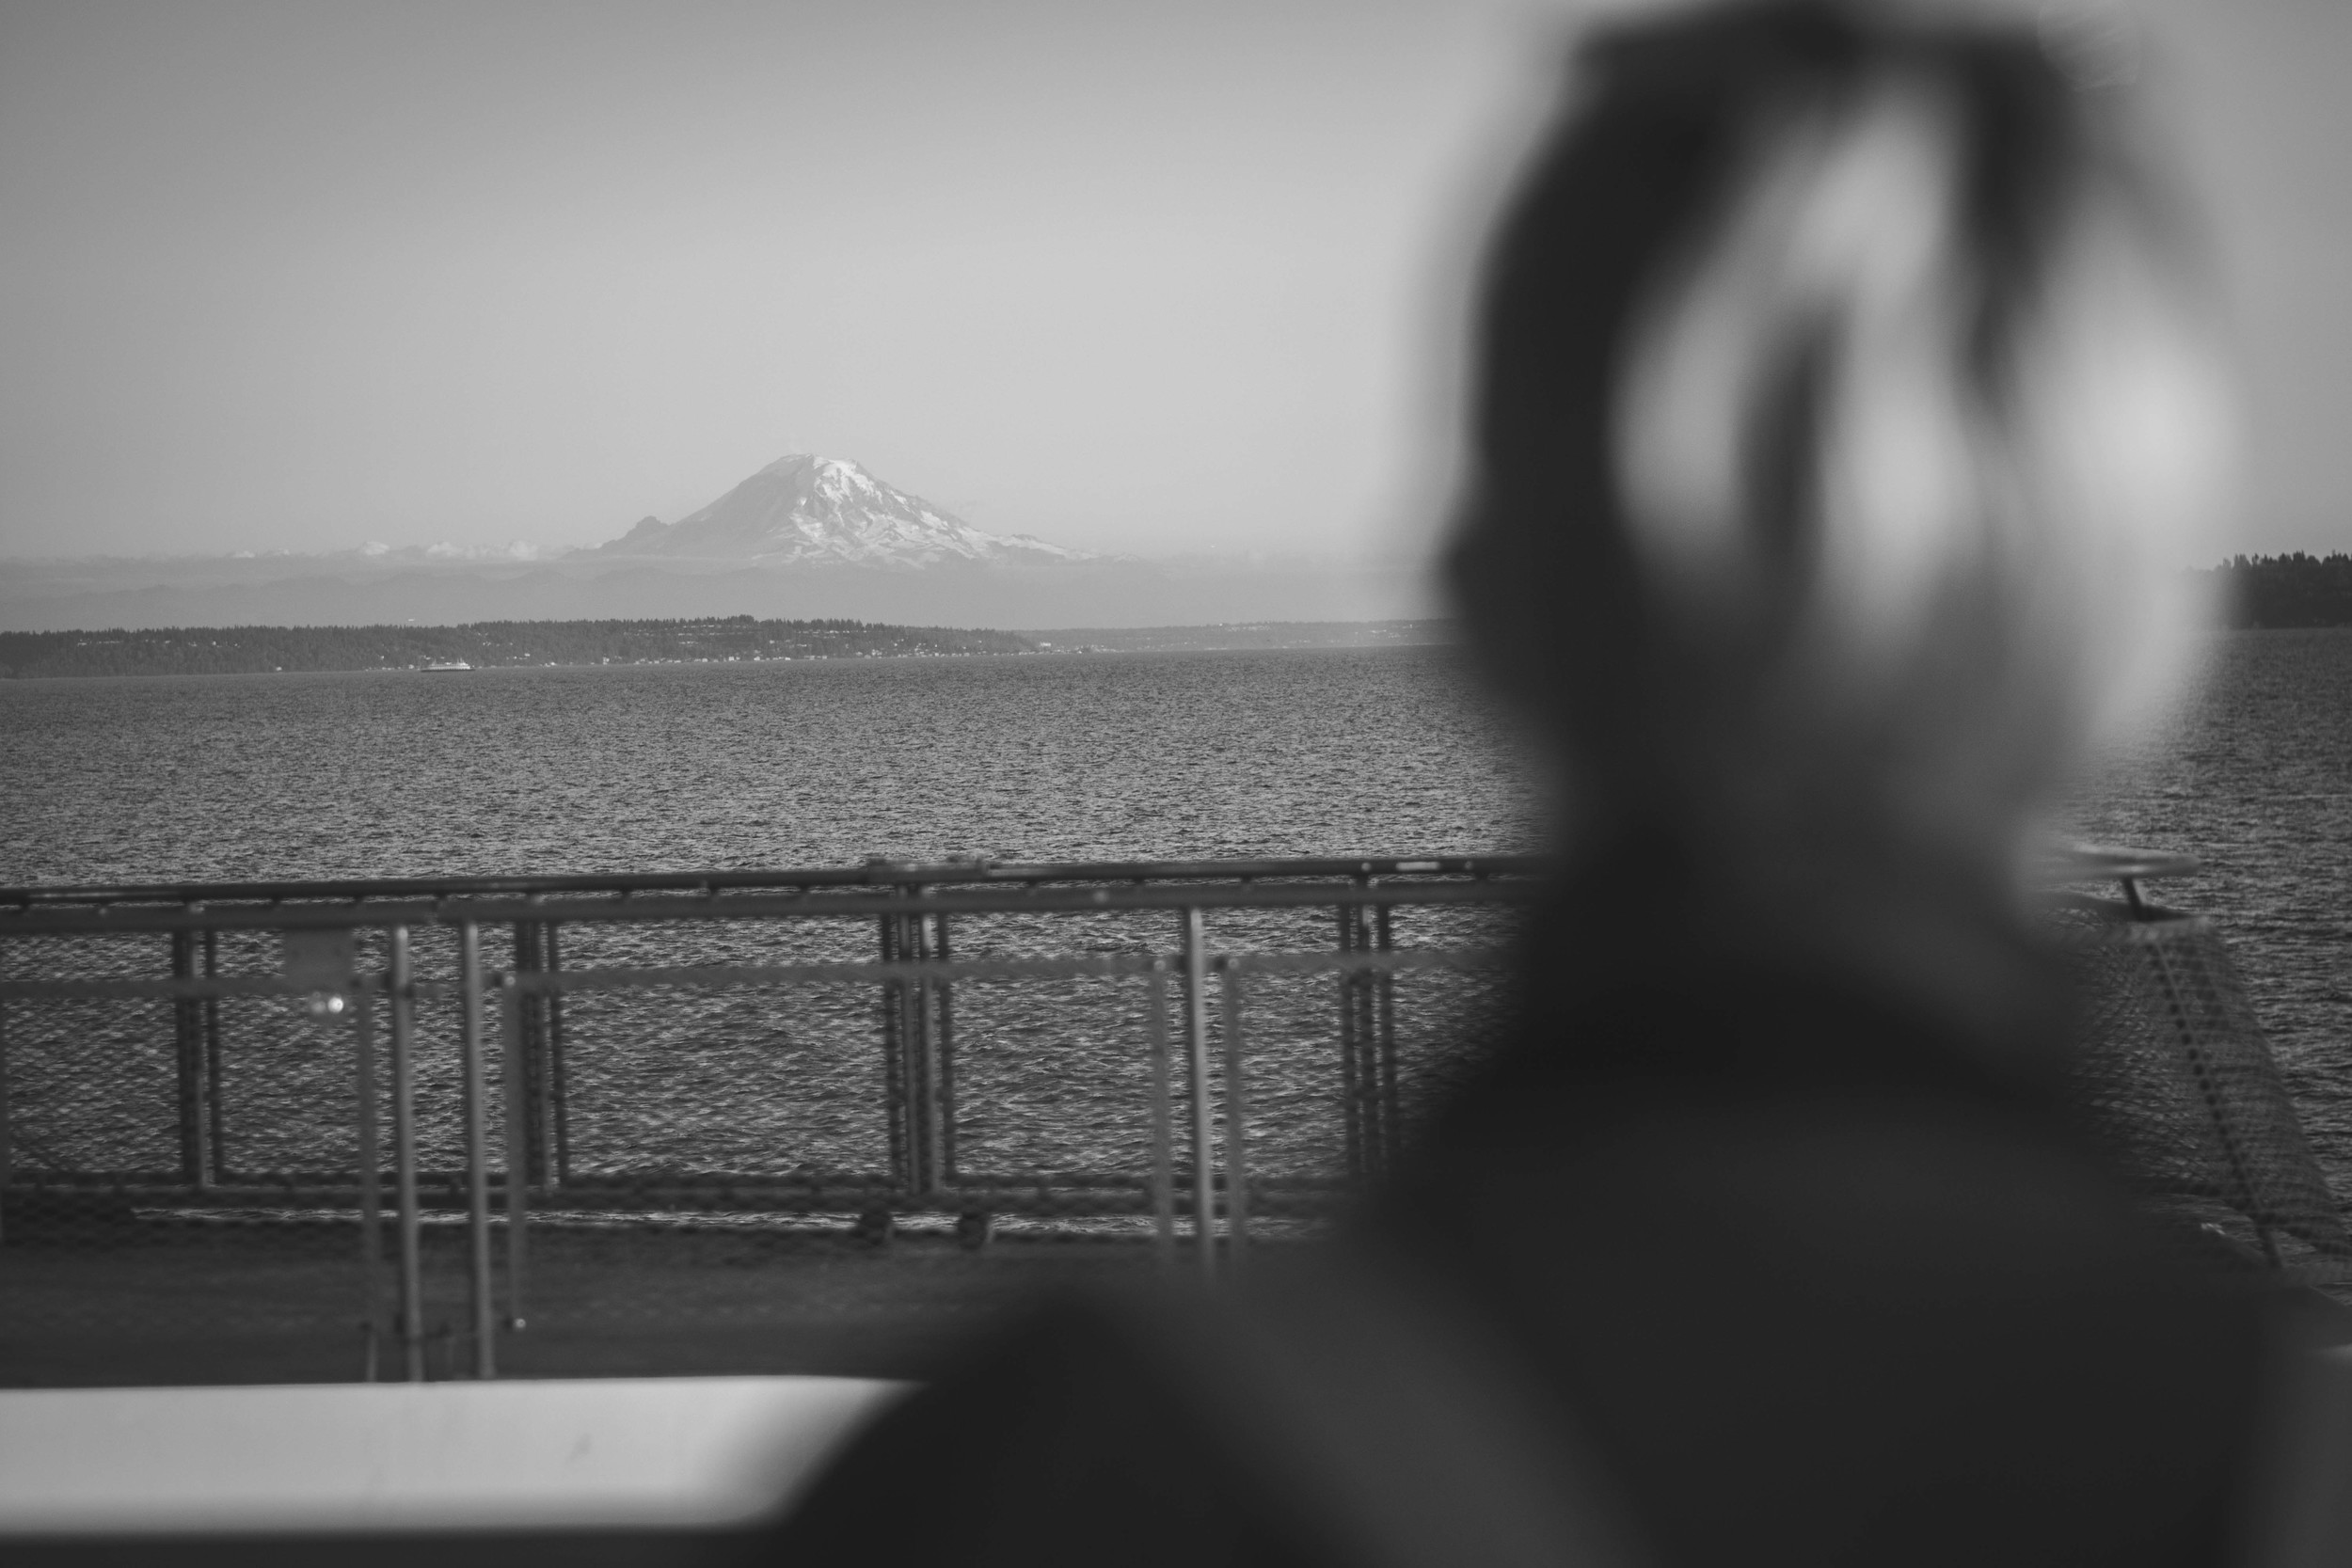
[0,0,2345,563]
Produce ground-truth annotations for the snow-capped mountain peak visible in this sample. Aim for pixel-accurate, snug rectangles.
[598,454,1089,568]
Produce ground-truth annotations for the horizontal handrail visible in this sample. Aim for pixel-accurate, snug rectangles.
[0,843,2193,922]
[0,843,2196,938]
[0,874,1547,937]
[0,853,1546,911]
[0,944,1507,1004]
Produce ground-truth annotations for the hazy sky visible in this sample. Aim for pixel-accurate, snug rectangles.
[2,0,2345,562]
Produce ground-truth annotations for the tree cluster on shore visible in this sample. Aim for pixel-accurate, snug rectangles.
[0,616,1037,678]
[2203,552,2352,629]
[7,559,2349,677]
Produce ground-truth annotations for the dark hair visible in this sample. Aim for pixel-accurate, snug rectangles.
[1447,0,2182,848]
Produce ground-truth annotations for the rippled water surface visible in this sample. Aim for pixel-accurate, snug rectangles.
[0,649,1536,881]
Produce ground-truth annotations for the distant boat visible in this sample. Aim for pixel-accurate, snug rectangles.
[421,660,473,673]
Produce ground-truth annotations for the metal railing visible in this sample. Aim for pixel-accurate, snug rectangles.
[0,846,2244,1381]
[0,856,1543,1378]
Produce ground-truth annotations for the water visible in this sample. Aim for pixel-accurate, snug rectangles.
[2,637,2348,1192]
[0,648,1540,883]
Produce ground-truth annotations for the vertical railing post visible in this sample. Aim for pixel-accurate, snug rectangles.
[201,929,224,1184]
[878,908,909,1200]
[387,926,426,1383]
[1357,880,1386,1176]
[542,922,571,1188]
[1375,900,1399,1168]
[510,921,543,1181]
[934,912,958,1189]
[907,906,937,1200]
[169,928,212,1188]
[1183,907,1216,1278]
[1334,902,1363,1180]
[0,997,13,1250]
[1216,957,1250,1270]
[354,984,385,1382]
[1145,958,1175,1269]
[498,974,531,1337]
[457,923,496,1379]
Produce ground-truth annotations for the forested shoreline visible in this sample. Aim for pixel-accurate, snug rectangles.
[0,616,1036,678]
[4,558,2348,676]
[2207,553,2352,629]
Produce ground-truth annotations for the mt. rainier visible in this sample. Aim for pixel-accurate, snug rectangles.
[596,455,1090,569]
[0,452,1428,631]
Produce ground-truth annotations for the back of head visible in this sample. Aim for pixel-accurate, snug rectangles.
[1449,0,2232,949]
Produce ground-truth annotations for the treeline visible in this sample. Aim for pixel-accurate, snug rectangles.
[2206,553,2352,629]
[0,616,1037,678]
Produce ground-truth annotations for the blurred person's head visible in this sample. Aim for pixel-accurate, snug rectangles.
[1448,0,2231,989]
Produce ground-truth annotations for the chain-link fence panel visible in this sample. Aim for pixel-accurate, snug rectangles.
[82,863,2317,1380]
[0,927,394,1378]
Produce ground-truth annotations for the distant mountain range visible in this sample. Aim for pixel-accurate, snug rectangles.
[0,453,1431,633]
